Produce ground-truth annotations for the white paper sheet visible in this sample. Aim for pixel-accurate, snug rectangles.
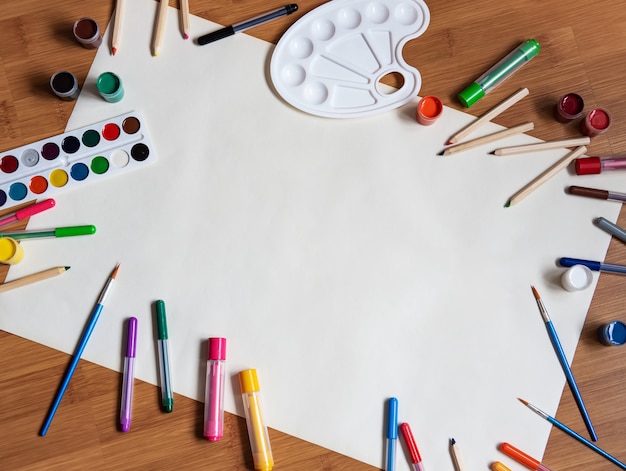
[1,1,623,469]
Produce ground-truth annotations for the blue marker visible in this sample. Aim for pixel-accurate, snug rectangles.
[560,257,626,275]
[385,397,398,471]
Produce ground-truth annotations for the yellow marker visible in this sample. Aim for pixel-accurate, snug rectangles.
[238,369,274,471]
[491,461,512,471]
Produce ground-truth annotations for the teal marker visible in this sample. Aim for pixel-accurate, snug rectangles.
[0,225,96,240]
[156,300,174,413]
[458,39,540,107]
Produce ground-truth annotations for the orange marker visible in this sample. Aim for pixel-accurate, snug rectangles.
[499,443,553,471]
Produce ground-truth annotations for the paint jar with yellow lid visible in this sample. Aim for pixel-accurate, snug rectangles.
[0,237,24,265]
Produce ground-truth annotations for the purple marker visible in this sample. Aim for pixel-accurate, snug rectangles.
[120,317,137,432]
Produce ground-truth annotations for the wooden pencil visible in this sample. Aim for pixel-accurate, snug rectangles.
[446,88,529,145]
[440,121,534,156]
[493,136,590,156]
[152,0,169,56]
[0,266,69,293]
[505,145,587,207]
[450,438,465,471]
[180,0,190,39]
[111,0,124,55]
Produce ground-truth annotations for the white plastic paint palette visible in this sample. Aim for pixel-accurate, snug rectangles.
[0,111,155,208]
[270,0,430,118]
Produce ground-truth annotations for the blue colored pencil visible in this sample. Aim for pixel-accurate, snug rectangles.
[519,399,626,470]
[39,264,120,436]
[530,286,597,442]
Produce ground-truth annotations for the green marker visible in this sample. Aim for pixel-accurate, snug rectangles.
[458,39,540,107]
[0,224,96,240]
[156,300,174,413]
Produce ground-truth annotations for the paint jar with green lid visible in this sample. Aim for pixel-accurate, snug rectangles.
[458,39,540,107]
[96,72,125,103]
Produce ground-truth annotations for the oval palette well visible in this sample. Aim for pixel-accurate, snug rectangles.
[0,111,155,207]
[270,0,430,118]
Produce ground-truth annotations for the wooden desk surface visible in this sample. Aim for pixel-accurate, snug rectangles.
[1,0,625,469]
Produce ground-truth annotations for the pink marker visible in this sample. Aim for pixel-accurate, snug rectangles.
[0,198,55,228]
[204,337,226,441]
[400,423,426,471]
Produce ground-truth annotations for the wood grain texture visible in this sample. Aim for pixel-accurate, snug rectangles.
[1,0,625,469]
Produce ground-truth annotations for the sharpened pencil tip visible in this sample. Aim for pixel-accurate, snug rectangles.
[504,201,511,208]
[445,141,452,146]
[184,34,189,40]
[65,266,71,271]
[450,438,456,445]
[112,47,117,56]
[437,150,444,156]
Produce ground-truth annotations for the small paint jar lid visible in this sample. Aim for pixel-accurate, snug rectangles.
[581,108,611,137]
[554,93,584,123]
[561,264,593,291]
[416,96,443,125]
[0,237,24,265]
[598,320,626,346]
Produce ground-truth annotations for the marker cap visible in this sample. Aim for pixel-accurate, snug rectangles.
[156,300,168,339]
[126,317,138,357]
[575,156,601,175]
[208,337,227,360]
[239,368,260,393]
[458,82,484,108]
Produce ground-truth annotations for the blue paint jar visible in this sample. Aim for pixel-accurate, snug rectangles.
[598,321,626,346]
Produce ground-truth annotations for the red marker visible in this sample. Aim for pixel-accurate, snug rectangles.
[499,442,553,471]
[400,423,425,471]
[0,198,55,228]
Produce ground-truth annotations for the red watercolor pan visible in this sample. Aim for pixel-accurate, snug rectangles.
[0,111,155,207]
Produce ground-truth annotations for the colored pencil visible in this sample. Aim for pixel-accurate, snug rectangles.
[530,286,597,441]
[153,0,169,56]
[505,145,586,207]
[112,0,125,55]
[180,0,190,39]
[450,438,465,471]
[492,137,590,156]
[439,122,534,156]
[0,266,69,293]
[40,264,120,436]
[519,399,626,470]
[446,88,529,145]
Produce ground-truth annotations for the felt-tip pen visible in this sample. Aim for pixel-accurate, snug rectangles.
[458,39,540,107]
[385,397,398,471]
[239,369,274,471]
[560,257,626,275]
[400,422,425,471]
[204,337,226,441]
[120,317,137,432]
[156,300,174,413]
[197,4,298,45]
[0,225,96,240]
[0,198,55,228]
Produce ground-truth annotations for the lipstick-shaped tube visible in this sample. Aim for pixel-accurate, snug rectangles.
[238,369,274,471]
[120,317,137,432]
[204,337,226,441]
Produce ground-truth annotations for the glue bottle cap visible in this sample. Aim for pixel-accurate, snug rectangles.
[575,156,601,175]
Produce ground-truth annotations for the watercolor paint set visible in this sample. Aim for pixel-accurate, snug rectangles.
[0,111,154,208]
